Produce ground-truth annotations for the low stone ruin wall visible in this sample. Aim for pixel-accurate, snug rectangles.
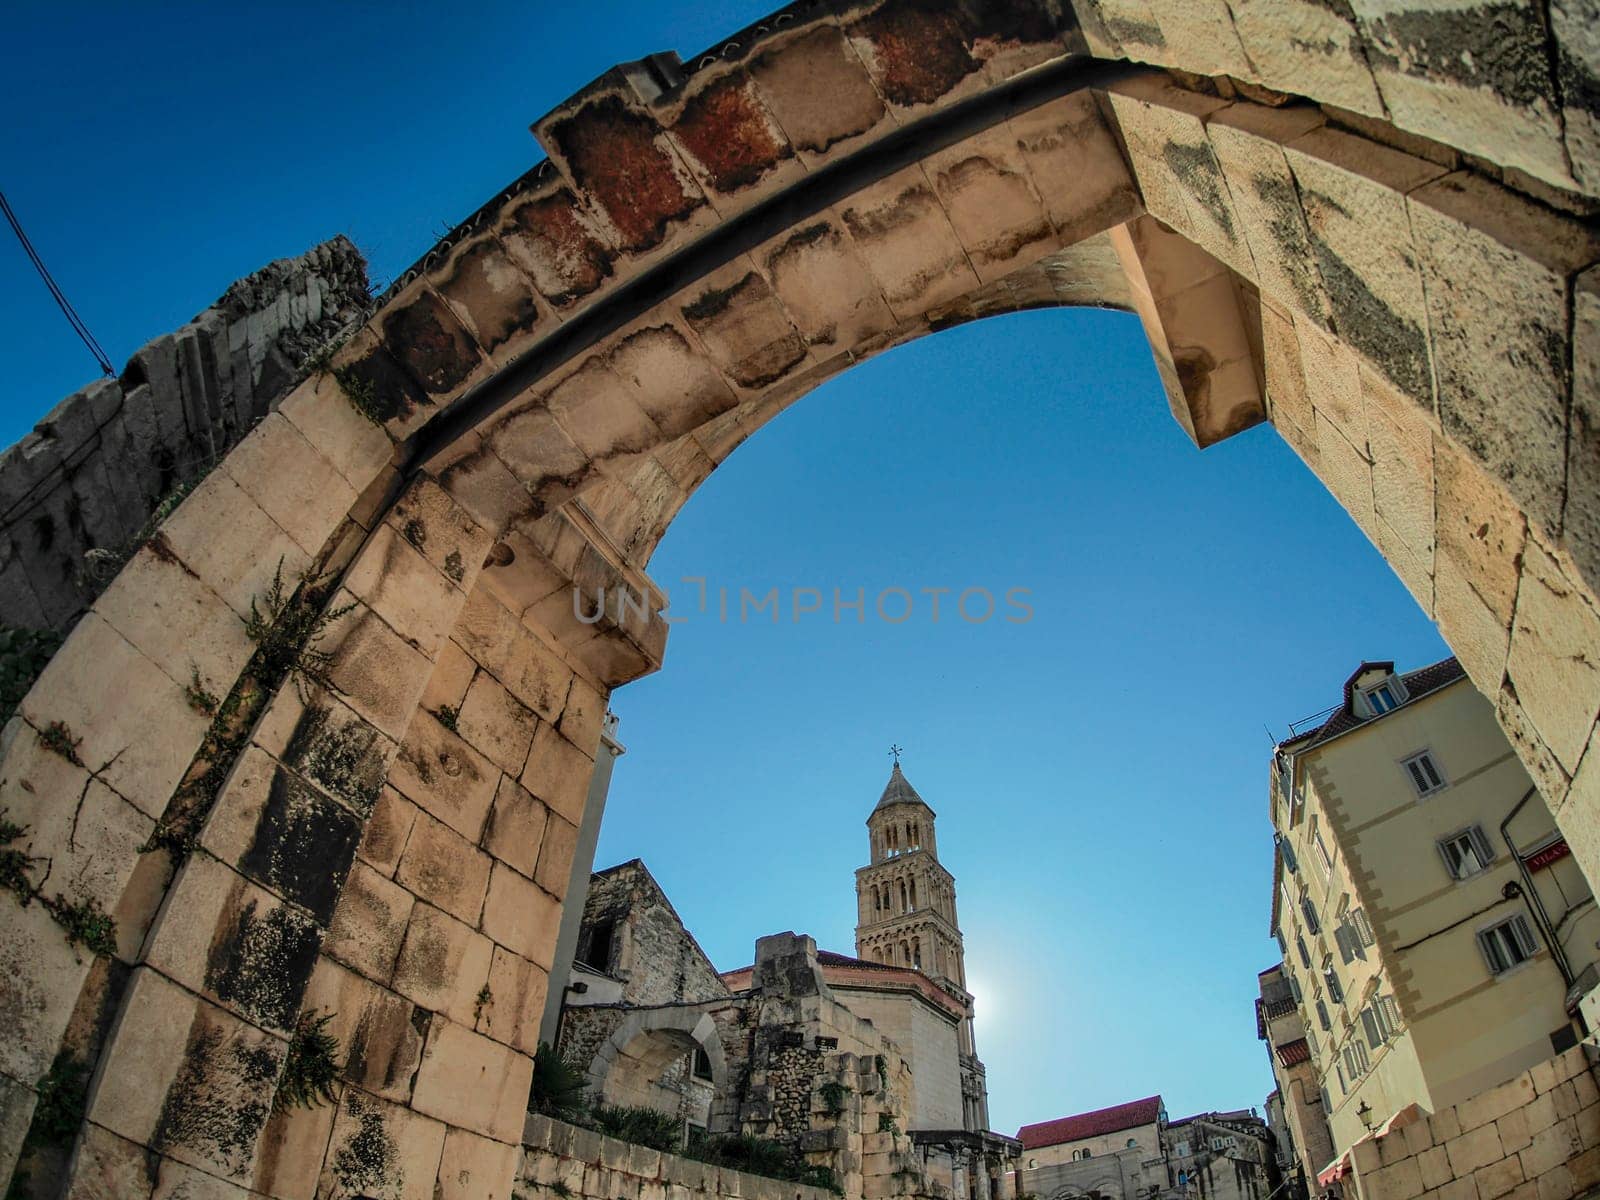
[0,237,371,631]
[518,1113,841,1200]
[1344,1043,1600,1200]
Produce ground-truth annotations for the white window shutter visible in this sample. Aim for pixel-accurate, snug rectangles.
[1511,916,1538,957]
[1352,908,1374,945]
[1469,827,1495,866]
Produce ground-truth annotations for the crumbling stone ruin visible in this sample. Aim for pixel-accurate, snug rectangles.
[2,0,1599,1195]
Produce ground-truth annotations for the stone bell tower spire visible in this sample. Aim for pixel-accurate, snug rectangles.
[854,761,965,987]
[853,755,990,1130]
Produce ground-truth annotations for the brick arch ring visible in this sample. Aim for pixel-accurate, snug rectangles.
[3,0,1599,1196]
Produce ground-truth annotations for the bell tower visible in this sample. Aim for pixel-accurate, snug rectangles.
[853,758,990,1130]
[854,762,966,987]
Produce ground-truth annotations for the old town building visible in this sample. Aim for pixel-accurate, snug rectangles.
[556,766,1020,1200]
[1268,657,1600,1162]
[1255,965,1334,1195]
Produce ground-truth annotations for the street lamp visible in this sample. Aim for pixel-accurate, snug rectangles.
[1356,1102,1374,1132]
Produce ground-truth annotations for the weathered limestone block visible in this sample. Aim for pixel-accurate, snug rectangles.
[747,24,893,169]
[1111,215,1265,447]
[156,468,312,622]
[357,786,419,879]
[484,946,549,1054]
[1205,104,1333,327]
[391,902,494,1025]
[1224,0,1386,114]
[1408,173,1599,539]
[411,1018,533,1143]
[1282,126,1445,406]
[483,775,550,878]
[1295,313,1367,453]
[521,722,595,828]
[87,967,285,1187]
[251,1077,342,1199]
[318,1086,448,1200]
[453,590,576,721]
[923,126,1060,284]
[324,861,415,982]
[1366,372,1437,613]
[680,262,812,393]
[1259,301,1318,463]
[1434,437,1529,632]
[216,412,358,558]
[535,811,580,899]
[143,853,323,1035]
[1005,91,1143,248]
[1506,540,1600,773]
[456,669,537,775]
[394,808,492,924]
[756,217,896,354]
[0,895,92,1096]
[607,320,743,440]
[1346,0,1573,192]
[1569,267,1600,593]
[429,235,549,371]
[1103,77,1254,281]
[301,955,424,1103]
[839,165,983,319]
[388,708,499,845]
[481,862,562,969]
[321,592,438,741]
[378,282,491,406]
[277,371,396,493]
[439,1126,520,1200]
[20,612,211,820]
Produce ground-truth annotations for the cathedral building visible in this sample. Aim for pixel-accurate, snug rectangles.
[554,761,1018,1200]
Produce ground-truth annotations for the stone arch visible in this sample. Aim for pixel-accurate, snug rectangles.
[2,1,1598,1197]
[585,1009,729,1116]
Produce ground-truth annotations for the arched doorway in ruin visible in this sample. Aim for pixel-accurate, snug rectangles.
[1,2,1597,1196]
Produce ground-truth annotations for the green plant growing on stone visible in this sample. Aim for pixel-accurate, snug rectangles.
[530,1043,589,1119]
[474,984,493,1023]
[548,1182,574,1200]
[0,625,63,724]
[0,813,119,959]
[819,1081,849,1115]
[434,704,459,733]
[878,1113,898,1133]
[274,1010,341,1113]
[590,1104,684,1151]
[31,1051,90,1147]
[245,558,354,694]
[333,366,397,427]
[185,667,220,716]
[53,895,116,959]
[38,720,82,766]
[402,518,426,549]
[875,1054,888,1088]
[443,549,465,583]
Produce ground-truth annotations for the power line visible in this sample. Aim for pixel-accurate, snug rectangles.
[1,187,114,377]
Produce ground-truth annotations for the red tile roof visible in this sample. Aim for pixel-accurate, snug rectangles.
[1276,1039,1311,1068]
[1017,1097,1163,1149]
[1281,658,1464,753]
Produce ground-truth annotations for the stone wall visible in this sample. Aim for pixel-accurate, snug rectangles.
[518,1112,843,1200]
[0,237,370,631]
[1341,1043,1600,1200]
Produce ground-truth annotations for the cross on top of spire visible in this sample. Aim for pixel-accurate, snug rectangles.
[889,743,903,765]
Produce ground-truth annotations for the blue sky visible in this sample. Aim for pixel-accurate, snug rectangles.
[4,1,1448,1138]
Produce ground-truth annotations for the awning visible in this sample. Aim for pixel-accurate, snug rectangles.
[1316,1153,1350,1187]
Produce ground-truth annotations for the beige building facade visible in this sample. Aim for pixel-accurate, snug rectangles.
[1269,658,1600,1161]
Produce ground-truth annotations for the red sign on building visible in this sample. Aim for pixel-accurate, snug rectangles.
[1527,838,1571,872]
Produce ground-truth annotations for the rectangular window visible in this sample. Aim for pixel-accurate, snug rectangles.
[1306,1029,1318,1059]
[1296,934,1313,969]
[1323,964,1344,1005]
[1320,1088,1332,1112]
[1479,915,1539,975]
[1315,999,1331,1032]
[1366,682,1400,713]
[1301,897,1321,935]
[1349,1038,1371,1074]
[1336,918,1368,964]
[1402,750,1446,797]
[1310,818,1333,878]
[1439,826,1496,879]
